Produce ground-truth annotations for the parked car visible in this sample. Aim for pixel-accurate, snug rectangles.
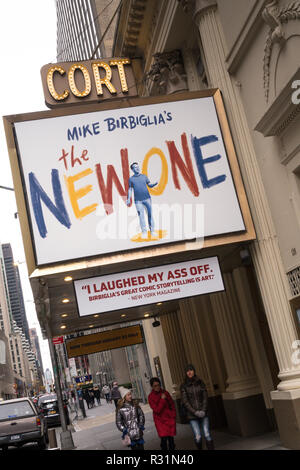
[0,397,47,450]
[38,394,70,427]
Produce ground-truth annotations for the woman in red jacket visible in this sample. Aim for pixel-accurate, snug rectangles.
[148,377,176,450]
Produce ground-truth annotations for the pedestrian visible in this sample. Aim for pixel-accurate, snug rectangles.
[94,386,101,406]
[83,389,91,409]
[88,388,95,408]
[148,377,176,451]
[116,387,145,451]
[110,381,122,408]
[180,364,214,450]
[102,384,111,403]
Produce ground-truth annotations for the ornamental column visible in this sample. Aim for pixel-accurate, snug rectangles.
[177,296,228,428]
[191,0,300,447]
[210,273,259,395]
[177,298,214,395]
[210,271,273,435]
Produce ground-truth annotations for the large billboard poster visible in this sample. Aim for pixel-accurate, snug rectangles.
[74,257,224,317]
[14,94,245,265]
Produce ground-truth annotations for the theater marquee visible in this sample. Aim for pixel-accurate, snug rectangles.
[9,90,253,268]
[4,89,255,276]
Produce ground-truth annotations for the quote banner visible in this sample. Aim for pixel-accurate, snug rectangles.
[74,256,224,317]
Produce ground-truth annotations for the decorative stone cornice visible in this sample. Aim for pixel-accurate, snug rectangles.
[262,0,300,102]
[256,67,300,137]
[145,49,188,95]
[117,0,147,57]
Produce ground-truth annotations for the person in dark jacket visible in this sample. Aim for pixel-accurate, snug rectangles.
[148,377,176,450]
[180,364,214,450]
[116,387,145,450]
[83,389,91,409]
[110,381,122,408]
[88,388,95,408]
[93,386,101,406]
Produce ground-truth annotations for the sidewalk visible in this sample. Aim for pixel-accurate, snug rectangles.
[71,399,121,430]
[67,399,287,451]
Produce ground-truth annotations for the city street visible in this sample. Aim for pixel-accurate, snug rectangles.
[0,399,287,451]
[53,400,286,451]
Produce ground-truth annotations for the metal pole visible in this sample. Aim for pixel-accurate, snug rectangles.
[46,326,75,449]
[48,339,68,432]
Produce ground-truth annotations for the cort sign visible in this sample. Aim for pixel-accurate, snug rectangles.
[41,58,137,108]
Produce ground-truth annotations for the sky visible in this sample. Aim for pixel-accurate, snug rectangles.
[0,0,58,375]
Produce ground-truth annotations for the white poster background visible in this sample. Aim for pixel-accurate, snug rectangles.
[74,256,224,317]
[14,97,245,265]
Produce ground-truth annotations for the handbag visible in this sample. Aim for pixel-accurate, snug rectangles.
[122,434,131,446]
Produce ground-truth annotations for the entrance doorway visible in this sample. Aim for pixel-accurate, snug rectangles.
[143,244,279,437]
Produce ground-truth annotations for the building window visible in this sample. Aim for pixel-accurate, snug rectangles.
[288,266,300,297]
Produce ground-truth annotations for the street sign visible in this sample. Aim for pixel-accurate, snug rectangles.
[66,325,144,358]
[52,336,64,345]
[75,374,93,385]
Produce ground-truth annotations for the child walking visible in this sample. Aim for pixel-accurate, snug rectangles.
[116,387,145,450]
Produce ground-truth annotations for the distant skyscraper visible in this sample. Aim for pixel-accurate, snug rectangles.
[29,328,44,385]
[45,368,53,393]
[1,244,30,342]
[56,0,102,61]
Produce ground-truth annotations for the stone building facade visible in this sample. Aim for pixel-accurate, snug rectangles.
[50,0,300,448]
[97,0,300,448]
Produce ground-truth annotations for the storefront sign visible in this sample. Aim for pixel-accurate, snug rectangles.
[75,374,93,385]
[13,91,246,266]
[66,325,144,358]
[52,336,64,345]
[74,257,224,317]
[40,58,137,108]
